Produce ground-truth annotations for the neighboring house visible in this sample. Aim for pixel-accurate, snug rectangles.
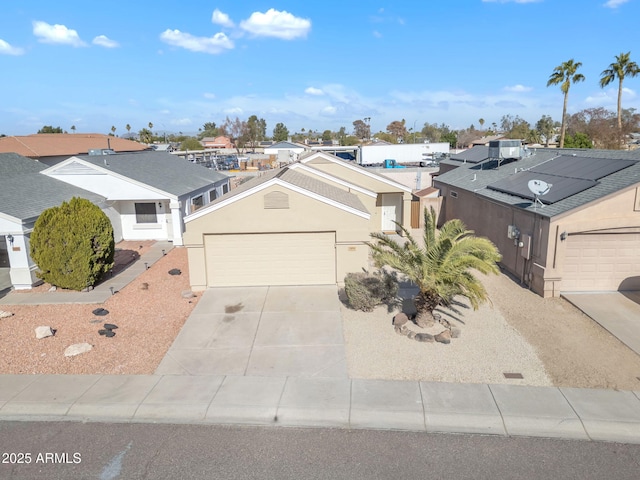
[201,136,233,149]
[41,152,231,246]
[433,143,640,297]
[264,141,308,164]
[0,133,149,165]
[469,135,507,147]
[0,153,106,290]
[183,151,412,289]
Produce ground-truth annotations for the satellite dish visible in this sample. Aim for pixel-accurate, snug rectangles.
[528,179,552,196]
[528,179,552,210]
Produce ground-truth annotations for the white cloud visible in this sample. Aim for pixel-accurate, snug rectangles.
[504,84,533,92]
[171,118,193,126]
[305,87,324,96]
[604,0,629,7]
[0,39,25,55]
[240,9,311,40]
[203,92,216,99]
[224,107,243,114]
[92,35,119,48]
[321,106,337,115]
[159,29,234,54]
[212,9,235,28]
[586,87,636,104]
[33,20,86,47]
[373,30,382,38]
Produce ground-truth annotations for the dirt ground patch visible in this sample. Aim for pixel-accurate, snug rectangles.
[483,271,640,391]
[0,247,198,375]
[343,270,640,391]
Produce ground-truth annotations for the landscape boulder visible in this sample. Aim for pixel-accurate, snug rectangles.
[168,268,181,276]
[434,330,451,344]
[392,312,408,327]
[0,310,14,319]
[35,326,54,339]
[414,333,434,343]
[64,343,93,357]
[181,290,195,299]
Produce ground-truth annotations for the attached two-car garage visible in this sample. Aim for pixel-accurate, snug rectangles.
[562,233,640,292]
[204,232,337,287]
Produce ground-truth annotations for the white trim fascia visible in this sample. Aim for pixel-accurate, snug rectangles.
[185,178,370,223]
[42,157,179,201]
[288,163,377,198]
[300,152,412,192]
[0,211,23,225]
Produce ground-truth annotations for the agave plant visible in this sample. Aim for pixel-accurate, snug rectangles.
[368,207,502,328]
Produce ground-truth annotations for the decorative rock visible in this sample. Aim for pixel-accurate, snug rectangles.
[140,282,149,290]
[64,343,92,357]
[104,331,116,338]
[415,333,434,343]
[407,331,416,340]
[393,312,408,327]
[35,326,54,339]
[98,329,109,336]
[168,268,182,276]
[0,310,14,319]
[48,286,57,292]
[92,308,109,316]
[103,323,118,330]
[450,327,461,339]
[181,290,195,299]
[394,325,409,336]
[435,330,452,344]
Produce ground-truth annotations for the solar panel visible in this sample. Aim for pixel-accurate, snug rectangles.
[531,156,636,181]
[487,171,596,204]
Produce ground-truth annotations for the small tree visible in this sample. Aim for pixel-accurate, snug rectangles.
[30,197,115,291]
[369,207,501,327]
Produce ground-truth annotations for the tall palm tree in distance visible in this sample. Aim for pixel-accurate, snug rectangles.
[125,124,131,137]
[599,52,640,130]
[547,59,585,148]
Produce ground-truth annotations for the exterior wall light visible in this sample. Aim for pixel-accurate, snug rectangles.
[560,232,567,241]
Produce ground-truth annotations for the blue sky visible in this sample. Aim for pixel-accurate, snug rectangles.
[1,0,639,137]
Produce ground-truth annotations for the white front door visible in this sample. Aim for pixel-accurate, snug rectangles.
[381,194,402,232]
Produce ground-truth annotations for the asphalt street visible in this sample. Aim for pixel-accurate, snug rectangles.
[1,422,640,480]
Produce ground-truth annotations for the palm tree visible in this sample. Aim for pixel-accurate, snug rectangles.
[599,52,640,130]
[547,59,585,148]
[369,207,501,328]
[70,125,76,134]
[110,125,116,136]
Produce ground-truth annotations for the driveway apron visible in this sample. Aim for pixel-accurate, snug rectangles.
[155,285,348,377]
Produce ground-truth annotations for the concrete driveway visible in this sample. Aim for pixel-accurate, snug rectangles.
[156,286,348,377]
[562,291,640,356]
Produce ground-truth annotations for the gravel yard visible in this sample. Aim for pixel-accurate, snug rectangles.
[0,247,198,375]
[342,270,640,391]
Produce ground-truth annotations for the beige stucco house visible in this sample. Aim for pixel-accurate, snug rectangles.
[434,145,640,297]
[183,151,412,289]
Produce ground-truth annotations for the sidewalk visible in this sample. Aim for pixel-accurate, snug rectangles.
[0,241,172,305]
[0,373,639,444]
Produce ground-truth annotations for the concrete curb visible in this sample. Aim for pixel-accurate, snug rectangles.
[1,374,639,444]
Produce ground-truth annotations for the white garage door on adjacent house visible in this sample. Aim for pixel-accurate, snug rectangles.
[204,232,336,287]
[562,233,640,292]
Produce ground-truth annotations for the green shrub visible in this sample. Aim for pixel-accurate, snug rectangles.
[344,271,399,312]
[30,197,115,290]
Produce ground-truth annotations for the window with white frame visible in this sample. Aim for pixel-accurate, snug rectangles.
[222,183,229,194]
[191,195,204,212]
[209,189,218,202]
[134,202,157,224]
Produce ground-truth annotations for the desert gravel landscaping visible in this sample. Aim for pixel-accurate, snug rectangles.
[1,245,640,391]
[0,247,199,375]
[343,269,640,391]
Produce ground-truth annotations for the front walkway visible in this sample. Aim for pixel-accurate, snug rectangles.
[155,286,347,377]
[0,241,173,305]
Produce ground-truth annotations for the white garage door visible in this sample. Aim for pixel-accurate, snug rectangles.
[205,232,336,287]
[562,233,640,292]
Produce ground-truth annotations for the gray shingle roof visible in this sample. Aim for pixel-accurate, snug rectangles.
[74,152,228,197]
[202,165,368,215]
[434,147,640,218]
[450,146,489,164]
[0,153,105,222]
